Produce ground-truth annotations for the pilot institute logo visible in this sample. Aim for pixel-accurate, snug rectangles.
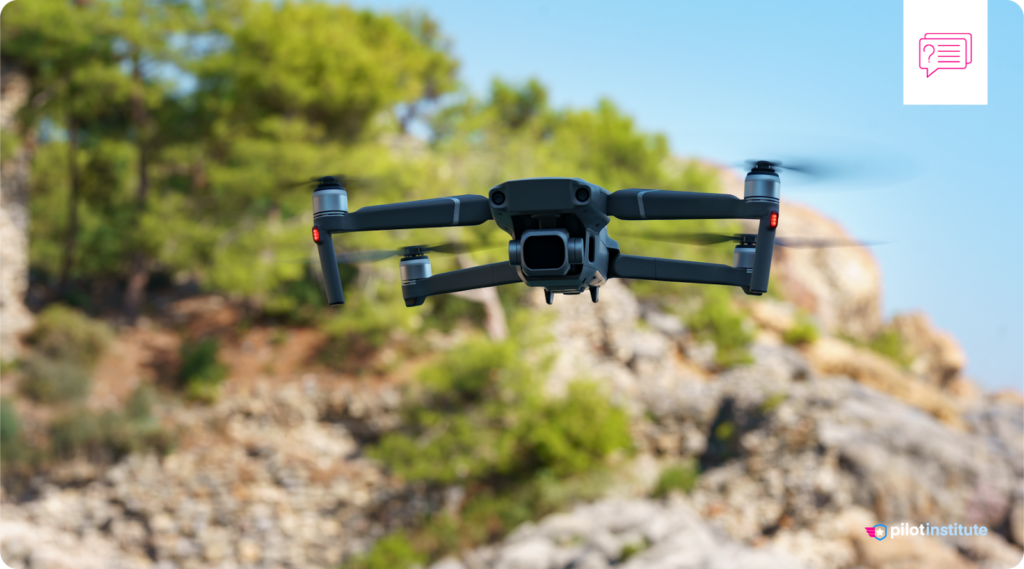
[865,524,888,541]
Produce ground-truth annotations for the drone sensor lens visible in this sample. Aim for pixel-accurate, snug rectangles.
[769,211,779,229]
[575,187,590,202]
[312,226,321,243]
[492,191,506,205]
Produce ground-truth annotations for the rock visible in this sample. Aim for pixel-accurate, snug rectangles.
[455,498,808,569]
[1009,498,1024,549]
[890,312,967,388]
[771,203,883,341]
[803,337,964,429]
[493,536,557,569]
[0,68,34,360]
[430,557,468,569]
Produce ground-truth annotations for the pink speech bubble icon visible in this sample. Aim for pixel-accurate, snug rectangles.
[919,35,969,77]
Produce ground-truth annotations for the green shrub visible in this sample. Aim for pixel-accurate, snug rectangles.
[1,398,29,466]
[27,304,112,367]
[868,328,911,367]
[783,314,819,346]
[19,305,113,404]
[522,380,633,477]
[365,337,634,563]
[49,385,174,461]
[619,538,651,562]
[759,392,788,414]
[179,339,228,402]
[686,289,753,368]
[652,460,700,498]
[344,532,426,569]
[372,340,631,485]
[18,355,92,404]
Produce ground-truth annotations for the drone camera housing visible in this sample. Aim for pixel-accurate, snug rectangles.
[517,229,582,276]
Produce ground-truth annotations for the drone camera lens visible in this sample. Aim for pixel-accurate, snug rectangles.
[575,187,590,202]
[491,191,506,205]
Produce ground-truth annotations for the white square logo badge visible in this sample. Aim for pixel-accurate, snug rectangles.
[904,0,987,105]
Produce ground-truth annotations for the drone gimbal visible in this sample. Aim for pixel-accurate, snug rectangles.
[311,162,781,307]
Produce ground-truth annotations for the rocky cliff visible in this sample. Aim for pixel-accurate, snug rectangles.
[0,67,35,361]
[0,200,1020,569]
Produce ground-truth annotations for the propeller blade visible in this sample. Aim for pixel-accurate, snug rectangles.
[738,159,838,179]
[335,249,402,264]
[425,241,505,254]
[774,237,884,248]
[614,231,883,249]
[614,231,740,245]
[281,174,367,190]
[331,240,503,265]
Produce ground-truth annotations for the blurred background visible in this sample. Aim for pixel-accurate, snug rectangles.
[0,1,1021,569]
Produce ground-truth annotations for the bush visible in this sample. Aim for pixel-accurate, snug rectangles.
[868,328,911,367]
[19,304,113,404]
[522,381,633,477]
[686,289,753,368]
[365,337,634,563]
[372,339,632,485]
[1,398,30,466]
[18,356,92,404]
[179,339,228,402]
[49,385,174,461]
[27,304,112,367]
[343,532,426,569]
[783,314,819,346]
[652,459,700,498]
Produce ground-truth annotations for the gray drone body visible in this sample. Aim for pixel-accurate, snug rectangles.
[310,164,781,307]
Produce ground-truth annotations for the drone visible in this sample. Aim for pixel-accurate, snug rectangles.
[309,161,848,307]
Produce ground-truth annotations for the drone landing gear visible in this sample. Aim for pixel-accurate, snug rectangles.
[589,286,599,303]
[544,290,555,305]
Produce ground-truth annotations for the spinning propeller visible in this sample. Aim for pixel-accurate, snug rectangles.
[333,241,503,265]
[282,174,366,189]
[616,230,882,249]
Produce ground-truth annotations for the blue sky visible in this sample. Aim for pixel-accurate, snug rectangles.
[350,0,1024,390]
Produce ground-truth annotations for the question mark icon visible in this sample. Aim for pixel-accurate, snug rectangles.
[923,44,935,63]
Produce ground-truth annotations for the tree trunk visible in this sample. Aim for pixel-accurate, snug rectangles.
[56,79,79,298]
[450,253,509,341]
[123,53,149,322]
[0,68,36,359]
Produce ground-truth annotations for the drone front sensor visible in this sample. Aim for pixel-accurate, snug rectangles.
[308,165,791,307]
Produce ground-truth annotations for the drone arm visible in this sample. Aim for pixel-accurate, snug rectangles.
[401,262,522,307]
[316,231,346,305]
[750,214,776,293]
[609,253,754,290]
[607,189,772,220]
[316,194,492,233]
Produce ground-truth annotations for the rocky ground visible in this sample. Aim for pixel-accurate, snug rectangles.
[1,202,1022,569]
